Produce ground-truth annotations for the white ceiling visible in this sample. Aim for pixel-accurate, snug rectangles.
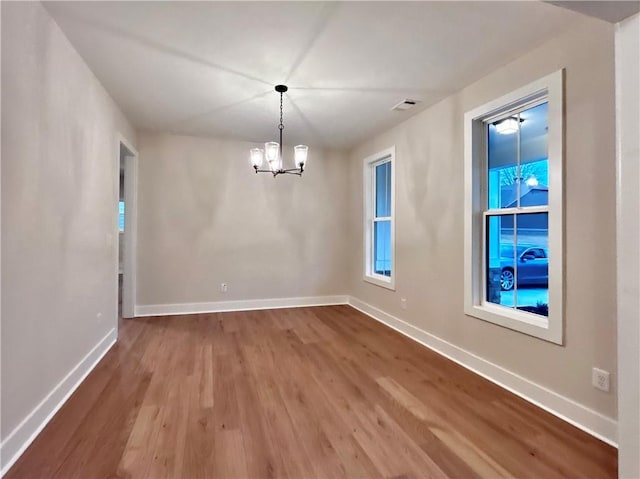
[45,1,585,149]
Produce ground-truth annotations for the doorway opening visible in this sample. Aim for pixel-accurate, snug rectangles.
[118,136,138,319]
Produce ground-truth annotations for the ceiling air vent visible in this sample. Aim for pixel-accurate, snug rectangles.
[391,99,420,111]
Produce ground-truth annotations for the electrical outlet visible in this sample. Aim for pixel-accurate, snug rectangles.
[220,283,228,293]
[400,298,407,310]
[592,368,610,392]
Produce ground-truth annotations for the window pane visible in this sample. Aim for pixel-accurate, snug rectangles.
[488,102,549,210]
[374,220,391,276]
[519,102,548,207]
[486,215,514,307]
[119,201,125,232]
[488,119,518,209]
[375,161,391,218]
[515,212,549,316]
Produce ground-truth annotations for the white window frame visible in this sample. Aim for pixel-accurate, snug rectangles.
[363,146,396,290]
[464,70,564,344]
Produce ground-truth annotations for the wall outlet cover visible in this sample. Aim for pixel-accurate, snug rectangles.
[592,367,610,392]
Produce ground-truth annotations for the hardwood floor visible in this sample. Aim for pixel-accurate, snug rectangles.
[6,306,616,478]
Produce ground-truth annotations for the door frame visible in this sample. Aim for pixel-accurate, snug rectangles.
[615,13,640,478]
[117,134,138,319]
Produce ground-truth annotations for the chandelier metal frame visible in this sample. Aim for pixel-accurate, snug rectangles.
[250,85,308,177]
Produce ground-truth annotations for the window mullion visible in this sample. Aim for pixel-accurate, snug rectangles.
[513,213,518,310]
[516,111,521,209]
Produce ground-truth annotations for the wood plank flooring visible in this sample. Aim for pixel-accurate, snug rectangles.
[6,306,617,478]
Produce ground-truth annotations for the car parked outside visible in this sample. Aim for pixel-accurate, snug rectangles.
[499,245,548,291]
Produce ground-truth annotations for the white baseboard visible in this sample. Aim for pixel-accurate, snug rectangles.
[347,296,618,447]
[135,295,349,317]
[0,328,117,477]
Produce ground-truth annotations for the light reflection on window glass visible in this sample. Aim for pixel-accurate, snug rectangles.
[487,102,549,210]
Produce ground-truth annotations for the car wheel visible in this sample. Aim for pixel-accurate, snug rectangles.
[500,268,515,291]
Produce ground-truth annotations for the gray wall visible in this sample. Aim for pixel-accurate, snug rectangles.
[1,0,136,444]
[347,16,617,418]
[136,132,350,306]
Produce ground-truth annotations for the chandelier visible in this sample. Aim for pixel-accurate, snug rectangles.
[249,85,308,177]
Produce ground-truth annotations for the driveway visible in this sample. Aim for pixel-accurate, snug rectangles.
[499,287,548,308]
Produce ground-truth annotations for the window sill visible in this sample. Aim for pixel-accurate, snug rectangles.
[464,302,562,344]
[364,274,396,291]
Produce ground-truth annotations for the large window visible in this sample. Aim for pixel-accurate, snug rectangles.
[364,147,395,289]
[464,71,563,344]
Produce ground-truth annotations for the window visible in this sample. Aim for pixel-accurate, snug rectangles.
[364,147,395,289]
[119,201,125,232]
[464,70,563,344]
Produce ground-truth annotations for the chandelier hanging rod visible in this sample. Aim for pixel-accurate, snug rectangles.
[249,85,309,177]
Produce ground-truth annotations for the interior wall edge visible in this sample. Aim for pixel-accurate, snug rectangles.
[347,296,618,447]
[615,12,640,479]
[0,328,117,478]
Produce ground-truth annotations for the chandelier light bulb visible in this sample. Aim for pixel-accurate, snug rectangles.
[264,142,280,171]
[294,145,308,168]
[250,148,264,168]
[265,142,279,163]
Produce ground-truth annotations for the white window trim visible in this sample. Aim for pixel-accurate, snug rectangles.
[464,70,564,344]
[363,146,396,290]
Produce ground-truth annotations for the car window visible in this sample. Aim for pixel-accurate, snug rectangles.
[501,245,531,258]
[531,248,546,258]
